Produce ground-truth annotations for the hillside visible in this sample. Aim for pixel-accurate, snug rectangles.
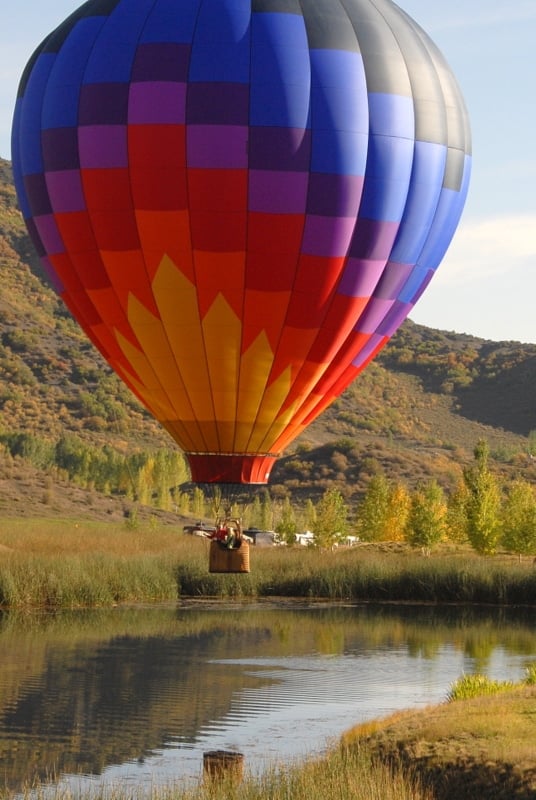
[1,156,536,516]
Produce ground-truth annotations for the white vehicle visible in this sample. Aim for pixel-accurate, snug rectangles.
[244,529,285,547]
[295,531,315,546]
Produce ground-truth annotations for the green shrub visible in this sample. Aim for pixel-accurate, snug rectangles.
[524,662,536,685]
[447,674,515,702]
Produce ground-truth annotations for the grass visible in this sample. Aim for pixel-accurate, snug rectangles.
[4,746,433,800]
[2,518,536,608]
[446,673,516,701]
[0,517,183,555]
[0,552,178,607]
[446,662,536,701]
[180,748,432,800]
[342,674,536,800]
[0,518,195,607]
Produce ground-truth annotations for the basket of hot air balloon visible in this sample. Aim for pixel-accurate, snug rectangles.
[208,519,250,574]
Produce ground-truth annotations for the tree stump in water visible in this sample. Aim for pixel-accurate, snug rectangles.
[203,750,244,784]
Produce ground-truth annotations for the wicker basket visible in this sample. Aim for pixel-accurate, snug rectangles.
[209,539,250,573]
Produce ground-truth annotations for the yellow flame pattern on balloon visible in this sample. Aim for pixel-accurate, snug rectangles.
[114,254,299,454]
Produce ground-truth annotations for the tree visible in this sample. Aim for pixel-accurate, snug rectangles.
[303,498,317,532]
[192,486,206,518]
[275,497,298,545]
[314,488,348,548]
[245,493,262,529]
[355,474,391,542]
[502,479,536,558]
[258,489,273,531]
[463,440,502,555]
[153,450,184,510]
[407,480,447,554]
[445,481,469,544]
[384,482,411,542]
[135,455,154,505]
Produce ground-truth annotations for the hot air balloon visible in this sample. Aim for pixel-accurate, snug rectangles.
[11,0,471,486]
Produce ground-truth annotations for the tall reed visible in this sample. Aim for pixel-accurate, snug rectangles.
[1,519,536,608]
[8,744,431,800]
[0,552,178,607]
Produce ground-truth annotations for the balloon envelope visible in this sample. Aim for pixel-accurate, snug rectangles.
[11,0,471,484]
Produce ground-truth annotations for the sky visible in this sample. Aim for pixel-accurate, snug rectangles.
[1,1,535,344]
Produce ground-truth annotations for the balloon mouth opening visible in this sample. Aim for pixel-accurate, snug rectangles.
[185,453,279,485]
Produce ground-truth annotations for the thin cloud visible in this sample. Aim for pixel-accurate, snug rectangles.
[410,213,536,343]
[435,213,536,287]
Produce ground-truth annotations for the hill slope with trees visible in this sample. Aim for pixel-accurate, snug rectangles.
[1,156,536,519]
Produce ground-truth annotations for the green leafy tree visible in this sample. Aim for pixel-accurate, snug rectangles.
[502,479,536,557]
[246,493,262,529]
[463,440,502,554]
[207,485,224,519]
[192,486,206,518]
[355,473,391,542]
[445,481,469,543]
[248,490,273,530]
[407,480,447,554]
[314,488,348,548]
[54,434,87,480]
[135,455,154,505]
[0,431,54,470]
[151,449,188,510]
[275,497,298,544]
[177,491,191,515]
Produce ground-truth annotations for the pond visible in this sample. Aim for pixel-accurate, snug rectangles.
[0,601,535,794]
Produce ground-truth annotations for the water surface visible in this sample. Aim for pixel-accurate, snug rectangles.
[0,601,534,793]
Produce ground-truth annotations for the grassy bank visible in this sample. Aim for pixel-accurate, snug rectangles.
[1,518,536,608]
[0,519,182,607]
[342,681,536,800]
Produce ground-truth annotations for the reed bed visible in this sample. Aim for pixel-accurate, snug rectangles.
[171,746,431,800]
[1,518,536,608]
[254,546,536,606]
[8,744,432,800]
[0,552,178,607]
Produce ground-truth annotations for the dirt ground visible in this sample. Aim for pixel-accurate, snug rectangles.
[0,457,188,526]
